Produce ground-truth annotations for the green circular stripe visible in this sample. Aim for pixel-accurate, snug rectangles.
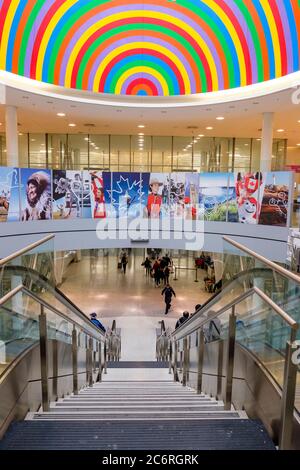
[233,0,263,82]
[76,22,207,92]
[18,0,45,75]
[108,59,174,95]
[48,0,107,83]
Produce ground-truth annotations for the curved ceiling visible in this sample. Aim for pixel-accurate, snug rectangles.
[0,0,300,97]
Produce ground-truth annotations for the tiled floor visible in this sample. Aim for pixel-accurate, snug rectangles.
[59,250,212,360]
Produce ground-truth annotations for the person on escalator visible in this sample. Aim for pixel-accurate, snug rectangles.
[90,313,106,333]
[175,311,190,329]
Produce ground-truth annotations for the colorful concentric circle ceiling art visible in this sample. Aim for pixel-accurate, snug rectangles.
[0,1,300,96]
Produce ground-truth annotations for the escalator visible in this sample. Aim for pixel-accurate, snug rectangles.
[0,235,299,449]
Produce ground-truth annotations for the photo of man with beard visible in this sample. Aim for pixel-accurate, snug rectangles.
[21,170,52,221]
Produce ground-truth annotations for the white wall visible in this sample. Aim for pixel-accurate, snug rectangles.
[0,219,289,262]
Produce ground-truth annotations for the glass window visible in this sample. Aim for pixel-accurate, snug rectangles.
[272,139,286,171]
[0,133,6,166]
[28,134,47,168]
[68,134,88,169]
[48,134,67,169]
[152,136,172,172]
[111,135,131,172]
[173,137,193,171]
[251,138,261,172]
[233,138,251,172]
[18,133,28,168]
[89,134,109,170]
[132,135,151,172]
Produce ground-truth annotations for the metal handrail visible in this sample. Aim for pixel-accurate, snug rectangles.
[223,235,300,285]
[172,286,298,341]
[0,284,105,342]
[0,234,55,267]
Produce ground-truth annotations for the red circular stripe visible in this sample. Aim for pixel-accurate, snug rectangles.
[269,0,287,75]
[127,78,158,95]
[214,0,252,85]
[97,47,184,94]
[30,0,66,79]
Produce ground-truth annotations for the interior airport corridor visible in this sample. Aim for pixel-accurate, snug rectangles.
[59,250,211,360]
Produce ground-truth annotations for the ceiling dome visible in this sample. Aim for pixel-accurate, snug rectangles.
[0,0,299,97]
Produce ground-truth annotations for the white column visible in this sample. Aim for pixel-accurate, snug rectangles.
[260,112,274,172]
[5,105,19,167]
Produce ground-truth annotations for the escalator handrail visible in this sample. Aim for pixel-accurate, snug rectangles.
[223,235,300,285]
[172,286,298,341]
[0,284,105,342]
[0,234,55,267]
[2,265,98,335]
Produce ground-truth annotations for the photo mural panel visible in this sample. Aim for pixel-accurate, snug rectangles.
[199,173,229,222]
[169,173,186,219]
[20,168,52,221]
[258,172,291,227]
[109,172,142,218]
[53,170,83,219]
[227,173,239,223]
[235,172,264,224]
[185,172,199,220]
[0,167,20,222]
[0,1,299,97]
[90,171,106,219]
[146,172,169,218]
[82,171,92,219]
[0,167,293,227]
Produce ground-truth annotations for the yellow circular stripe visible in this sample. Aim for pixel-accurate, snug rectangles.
[203,0,247,86]
[0,0,19,69]
[260,0,282,77]
[64,10,219,91]
[115,66,169,95]
[35,0,78,81]
[92,42,190,94]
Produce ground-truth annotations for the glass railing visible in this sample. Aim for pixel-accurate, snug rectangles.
[0,235,55,299]
[222,236,300,325]
[0,284,105,377]
[172,279,299,449]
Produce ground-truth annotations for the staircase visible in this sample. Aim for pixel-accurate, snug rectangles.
[0,365,275,450]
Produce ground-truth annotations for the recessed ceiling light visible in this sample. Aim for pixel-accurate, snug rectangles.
[297,144,300,147]
[57,113,66,117]
[216,116,224,120]
[184,149,187,152]
[138,125,145,128]
[69,123,76,127]
[206,126,213,130]
[0,123,2,126]
[277,129,284,132]
[198,134,204,137]
[256,138,261,141]
[138,133,144,136]
[95,147,99,150]
[31,139,36,142]
[84,137,89,141]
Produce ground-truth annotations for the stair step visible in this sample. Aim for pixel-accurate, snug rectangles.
[0,420,275,450]
[58,399,216,405]
[28,410,241,421]
[51,405,224,412]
